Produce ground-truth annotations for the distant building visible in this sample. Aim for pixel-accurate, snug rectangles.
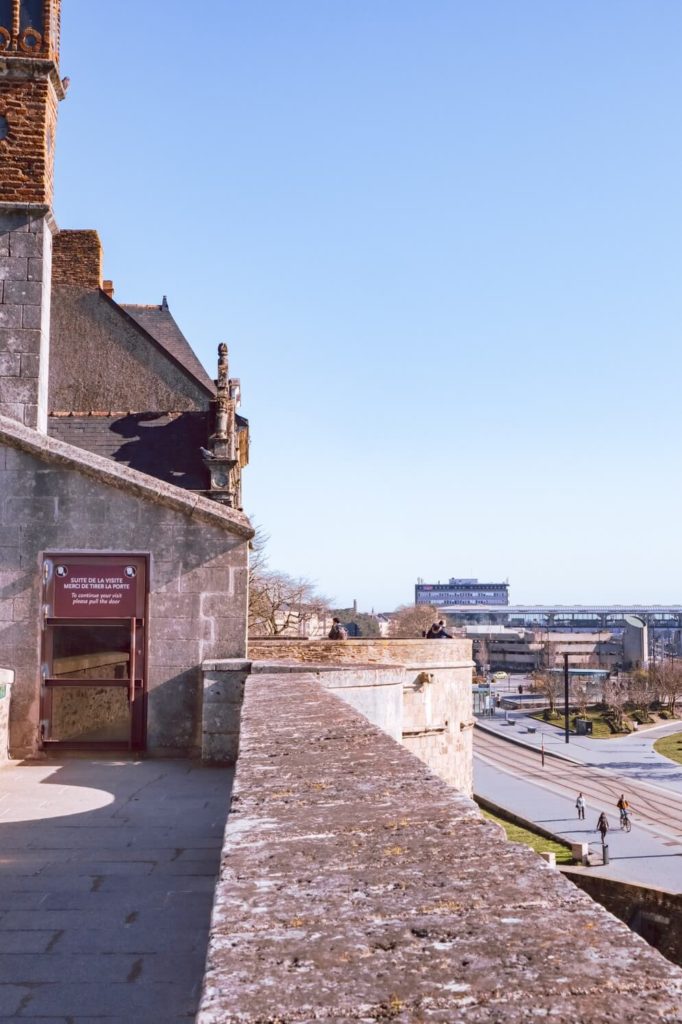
[415,578,509,607]
[466,627,620,673]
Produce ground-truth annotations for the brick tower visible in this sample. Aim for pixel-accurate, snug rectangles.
[0,0,66,431]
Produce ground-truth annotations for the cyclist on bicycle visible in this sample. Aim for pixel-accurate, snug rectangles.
[617,794,630,826]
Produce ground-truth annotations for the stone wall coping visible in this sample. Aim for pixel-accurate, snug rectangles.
[203,659,252,673]
[0,670,13,687]
[204,658,473,674]
[198,670,682,1023]
[0,414,254,538]
[0,203,58,233]
[250,637,467,646]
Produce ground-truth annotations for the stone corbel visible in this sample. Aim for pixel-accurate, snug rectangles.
[415,671,435,690]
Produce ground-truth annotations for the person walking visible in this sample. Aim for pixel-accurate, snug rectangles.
[596,811,609,842]
[575,792,586,820]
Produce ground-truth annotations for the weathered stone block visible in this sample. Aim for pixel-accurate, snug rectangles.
[200,640,244,662]
[0,403,23,421]
[0,525,20,547]
[0,257,28,282]
[203,675,247,705]
[19,354,40,378]
[148,640,201,666]
[22,306,42,329]
[0,548,20,571]
[0,216,28,234]
[3,281,42,306]
[0,377,37,404]
[201,731,239,765]
[152,617,197,641]
[0,328,41,354]
[27,259,43,282]
[0,353,21,376]
[179,568,233,595]
[0,306,23,329]
[4,497,58,524]
[10,232,44,259]
[150,593,198,619]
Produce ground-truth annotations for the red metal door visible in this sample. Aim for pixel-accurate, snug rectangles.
[41,554,148,751]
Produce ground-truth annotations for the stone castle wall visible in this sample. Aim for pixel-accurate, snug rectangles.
[0,211,53,431]
[0,423,251,757]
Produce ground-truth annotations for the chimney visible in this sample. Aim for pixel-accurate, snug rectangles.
[52,230,103,289]
[102,280,115,299]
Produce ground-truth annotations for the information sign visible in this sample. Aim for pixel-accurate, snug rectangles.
[53,563,139,618]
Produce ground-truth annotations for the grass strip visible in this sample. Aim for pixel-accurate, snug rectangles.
[480,808,573,864]
[530,709,621,739]
[654,731,682,765]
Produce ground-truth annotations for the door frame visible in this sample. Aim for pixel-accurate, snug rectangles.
[40,552,149,752]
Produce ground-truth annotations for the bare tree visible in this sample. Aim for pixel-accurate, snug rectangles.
[603,675,628,732]
[249,570,332,637]
[388,604,440,639]
[248,522,332,637]
[573,682,589,719]
[531,671,562,717]
[627,669,653,716]
[656,663,682,717]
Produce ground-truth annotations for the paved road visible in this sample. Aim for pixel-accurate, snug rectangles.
[474,727,682,890]
[479,708,682,788]
[0,759,232,1023]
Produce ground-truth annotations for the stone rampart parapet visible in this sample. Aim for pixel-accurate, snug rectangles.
[245,638,474,794]
[198,671,682,1022]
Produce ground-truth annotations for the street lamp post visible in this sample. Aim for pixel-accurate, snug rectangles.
[563,652,570,745]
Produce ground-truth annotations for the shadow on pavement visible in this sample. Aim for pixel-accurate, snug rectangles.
[0,758,233,1023]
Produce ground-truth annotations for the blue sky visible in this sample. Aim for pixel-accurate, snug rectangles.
[57,2,682,610]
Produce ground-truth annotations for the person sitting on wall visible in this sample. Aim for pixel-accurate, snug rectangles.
[427,620,452,639]
[328,617,348,640]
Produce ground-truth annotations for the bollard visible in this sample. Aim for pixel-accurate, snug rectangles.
[540,851,557,868]
[602,843,609,866]
[571,842,589,865]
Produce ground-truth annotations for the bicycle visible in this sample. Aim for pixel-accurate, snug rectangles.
[620,810,632,832]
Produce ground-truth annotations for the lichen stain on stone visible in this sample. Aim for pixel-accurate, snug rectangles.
[197,673,682,1024]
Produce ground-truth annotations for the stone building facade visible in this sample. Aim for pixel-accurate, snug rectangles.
[0,1,253,757]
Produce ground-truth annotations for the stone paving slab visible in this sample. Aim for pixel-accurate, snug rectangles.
[0,758,232,1022]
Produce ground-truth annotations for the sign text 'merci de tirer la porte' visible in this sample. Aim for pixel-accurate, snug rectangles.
[53,564,138,618]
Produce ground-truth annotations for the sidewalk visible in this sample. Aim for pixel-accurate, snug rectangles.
[474,746,682,891]
[475,758,682,889]
[0,758,232,1023]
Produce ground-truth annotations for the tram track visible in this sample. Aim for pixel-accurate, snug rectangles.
[474,727,682,842]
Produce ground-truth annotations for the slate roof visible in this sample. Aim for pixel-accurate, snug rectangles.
[2,413,253,538]
[48,412,211,491]
[121,300,216,395]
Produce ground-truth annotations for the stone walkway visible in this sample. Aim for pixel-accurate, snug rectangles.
[0,758,232,1023]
